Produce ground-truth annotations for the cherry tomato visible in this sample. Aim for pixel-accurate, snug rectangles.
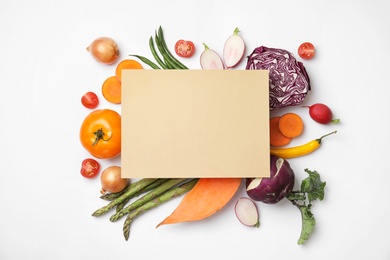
[298,42,315,60]
[81,91,99,109]
[80,109,121,159]
[80,158,100,178]
[174,40,195,58]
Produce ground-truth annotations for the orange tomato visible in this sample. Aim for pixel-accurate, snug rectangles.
[80,109,121,159]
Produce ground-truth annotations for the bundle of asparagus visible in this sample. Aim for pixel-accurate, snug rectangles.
[92,178,198,240]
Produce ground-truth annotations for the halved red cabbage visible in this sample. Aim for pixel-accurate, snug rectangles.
[246,46,311,110]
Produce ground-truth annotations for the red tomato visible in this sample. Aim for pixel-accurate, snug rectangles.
[80,158,100,178]
[298,42,315,60]
[174,40,195,58]
[81,91,99,109]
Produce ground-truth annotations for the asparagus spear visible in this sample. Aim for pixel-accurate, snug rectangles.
[101,179,170,201]
[92,178,159,217]
[100,188,127,201]
[110,178,188,222]
[100,183,140,202]
[115,179,170,212]
[123,178,199,240]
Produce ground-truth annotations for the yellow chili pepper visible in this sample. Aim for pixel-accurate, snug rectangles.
[270,131,337,159]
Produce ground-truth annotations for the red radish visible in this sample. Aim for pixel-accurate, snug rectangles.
[305,103,340,124]
[200,43,225,69]
[223,27,245,68]
[234,197,259,227]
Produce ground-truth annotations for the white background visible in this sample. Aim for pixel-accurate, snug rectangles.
[1,0,389,259]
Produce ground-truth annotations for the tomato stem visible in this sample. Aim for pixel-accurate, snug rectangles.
[92,128,112,146]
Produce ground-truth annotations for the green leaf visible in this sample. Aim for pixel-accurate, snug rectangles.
[301,169,326,203]
[287,168,327,245]
[297,205,316,245]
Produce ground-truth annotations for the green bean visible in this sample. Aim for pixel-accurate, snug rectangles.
[154,32,181,70]
[127,26,188,72]
[157,26,188,70]
[148,36,168,69]
[154,33,176,69]
[161,52,178,70]
[129,54,161,69]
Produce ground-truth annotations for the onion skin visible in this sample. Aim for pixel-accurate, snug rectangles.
[87,37,119,64]
[100,166,128,194]
[246,155,295,204]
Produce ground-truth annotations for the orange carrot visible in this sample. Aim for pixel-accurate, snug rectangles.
[115,59,143,82]
[278,113,304,138]
[101,76,122,104]
[270,116,292,147]
[156,178,242,227]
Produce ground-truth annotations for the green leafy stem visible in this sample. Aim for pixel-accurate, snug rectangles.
[286,169,326,245]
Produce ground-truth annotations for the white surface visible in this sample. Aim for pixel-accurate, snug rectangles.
[0,0,389,259]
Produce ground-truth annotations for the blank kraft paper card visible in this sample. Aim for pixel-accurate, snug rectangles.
[121,70,270,178]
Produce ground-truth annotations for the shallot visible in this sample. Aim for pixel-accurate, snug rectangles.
[200,43,224,69]
[223,27,245,68]
[100,166,129,194]
[86,37,119,64]
[234,197,259,227]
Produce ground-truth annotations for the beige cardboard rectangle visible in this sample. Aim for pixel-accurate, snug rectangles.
[121,70,270,178]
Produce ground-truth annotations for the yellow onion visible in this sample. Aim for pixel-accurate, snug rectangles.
[86,37,119,64]
[100,166,128,194]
